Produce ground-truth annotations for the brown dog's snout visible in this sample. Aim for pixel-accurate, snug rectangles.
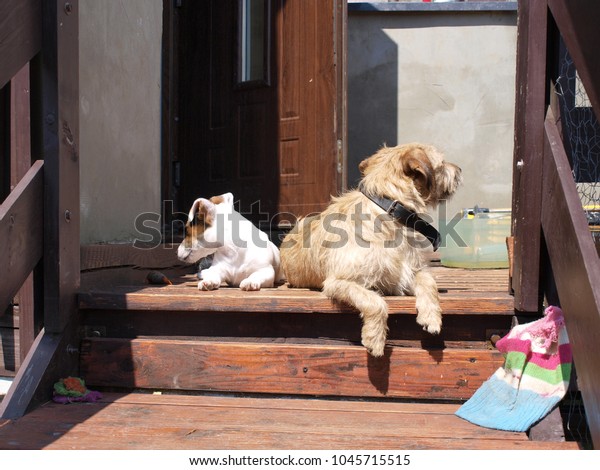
[448,162,462,174]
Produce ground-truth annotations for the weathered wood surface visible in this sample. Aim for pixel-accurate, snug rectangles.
[80,338,502,400]
[40,0,80,334]
[511,0,548,312]
[0,392,581,450]
[78,261,513,316]
[11,64,38,363]
[0,0,41,89]
[0,160,43,315]
[548,0,600,122]
[542,107,600,449]
[81,308,510,344]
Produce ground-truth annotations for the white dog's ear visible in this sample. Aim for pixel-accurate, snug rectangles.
[188,198,216,224]
[221,192,234,207]
[209,192,234,207]
[402,148,435,199]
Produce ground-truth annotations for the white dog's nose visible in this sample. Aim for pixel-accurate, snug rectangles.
[177,244,191,261]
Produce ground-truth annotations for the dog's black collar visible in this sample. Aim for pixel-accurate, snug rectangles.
[361,190,441,251]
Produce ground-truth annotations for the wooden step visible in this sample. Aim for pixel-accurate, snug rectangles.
[80,337,503,400]
[77,263,514,400]
[0,392,581,450]
[78,265,514,317]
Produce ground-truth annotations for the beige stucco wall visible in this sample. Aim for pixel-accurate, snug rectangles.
[77,4,516,242]
[348,10,517,221]
[79,0,162,244]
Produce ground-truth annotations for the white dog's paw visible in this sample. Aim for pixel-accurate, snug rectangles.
[416,308,442,335]
[198,279,220,291]
[239,278,262,291]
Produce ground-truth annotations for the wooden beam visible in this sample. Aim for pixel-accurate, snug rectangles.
[510,0,548,312]
[78,286,515,316]
[0,323,80,419]
[542,107,600,449]
[80,338,504,401]
[10,64,39,362]
[0,0,42,89]
[0,160,43,315]
[547,0,600,123]
[40,0,80,333]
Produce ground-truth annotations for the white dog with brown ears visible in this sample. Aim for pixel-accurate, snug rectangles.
[280,143,462,357]
[177,192,283,291]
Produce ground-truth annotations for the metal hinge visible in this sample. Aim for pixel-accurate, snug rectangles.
[173,161,181,188]
[337,139,343,174]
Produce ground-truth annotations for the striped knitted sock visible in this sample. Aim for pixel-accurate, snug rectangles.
[455,305,572,432]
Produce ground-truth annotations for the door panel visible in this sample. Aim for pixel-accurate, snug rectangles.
[172,0,344,228]
[277,0,341,220]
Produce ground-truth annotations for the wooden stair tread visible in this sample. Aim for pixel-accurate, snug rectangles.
[80,337,504,400]
[0,392,580,450]
[78,257,513,315]
[79,286,514,315]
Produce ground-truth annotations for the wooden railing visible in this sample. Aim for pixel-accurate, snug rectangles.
[0,0,80,418]
[512,0,600,448]
[0,161,44,320]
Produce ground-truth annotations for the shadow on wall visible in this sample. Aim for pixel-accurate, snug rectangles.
[347,28,397,188]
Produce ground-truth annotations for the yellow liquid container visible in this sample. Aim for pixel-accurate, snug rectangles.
[439,209,511,269]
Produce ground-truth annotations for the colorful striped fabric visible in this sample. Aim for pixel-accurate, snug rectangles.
[456,306,572,432]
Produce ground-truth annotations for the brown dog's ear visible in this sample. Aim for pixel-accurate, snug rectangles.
[402,148,436,200]
[358,157,371,175]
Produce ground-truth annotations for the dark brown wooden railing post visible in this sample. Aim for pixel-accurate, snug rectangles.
[511,0,548,314]
[41,0,80,333]
[0,0,80,419]
[10,64,40,362]
[542,106,600,449]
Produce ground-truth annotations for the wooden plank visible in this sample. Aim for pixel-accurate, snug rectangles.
[2,1,82,418]
[0,0,41,89]
[0,327,19,375]
[0,329,59,418]
[548,0,600,123]
[80,338,503,400]
[79,287,514,315]
[0,392,580,450]
[40,0,80,333]
[81,309,510,343]
[0,321,81,419]
[542,107,600,449]
[510,0,548,312]
[0,160,43,315]
[10,63,38,363]
[80,243,184,271]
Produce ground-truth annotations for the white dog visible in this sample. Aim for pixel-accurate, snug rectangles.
[177,192,282,291]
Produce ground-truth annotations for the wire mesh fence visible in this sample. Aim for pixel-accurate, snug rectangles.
[555,38,600,251]
[552,37,598,449]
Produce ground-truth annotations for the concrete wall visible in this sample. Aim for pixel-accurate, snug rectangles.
[79,0,162,244]
[347,9,517,220]
[77,3,516,242]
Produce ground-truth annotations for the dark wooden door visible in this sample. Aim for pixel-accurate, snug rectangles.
[169,0,345,228]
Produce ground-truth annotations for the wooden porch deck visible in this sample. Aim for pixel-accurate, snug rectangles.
[0,250,581,449]
[0,392,580,450]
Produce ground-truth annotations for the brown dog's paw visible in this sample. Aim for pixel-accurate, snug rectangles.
[416,309,442,335]
[361,330,387,357]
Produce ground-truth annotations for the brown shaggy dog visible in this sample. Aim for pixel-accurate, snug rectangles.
[280,143,462,357]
